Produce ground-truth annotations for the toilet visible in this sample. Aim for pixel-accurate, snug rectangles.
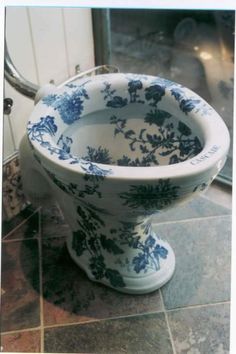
[19,73,230,294]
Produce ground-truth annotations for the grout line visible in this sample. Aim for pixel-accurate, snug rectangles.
[3,207,230,242]
[44,319,104,331]
[43,309,165,331]
[2,217,31,241]
[152,213,231,227]
[2,207,41,241]
[165,300,231,313]
[1,326,41,336]
[38,209,45,353]
[44,298,230,332]
[2,237,39,244]
[159,290,177,354]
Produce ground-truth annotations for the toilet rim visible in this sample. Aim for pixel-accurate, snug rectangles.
[27,73,230,181]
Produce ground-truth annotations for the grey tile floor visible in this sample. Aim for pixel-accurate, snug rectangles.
[1,180,232,353]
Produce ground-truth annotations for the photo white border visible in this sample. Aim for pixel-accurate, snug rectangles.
[0,1,235,353]
[0,0,236,9]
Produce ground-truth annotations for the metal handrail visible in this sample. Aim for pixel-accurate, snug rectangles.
[4,42,40,99]
[4,40,119,100]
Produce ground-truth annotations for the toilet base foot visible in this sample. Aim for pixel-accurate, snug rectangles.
[67,236,175,295]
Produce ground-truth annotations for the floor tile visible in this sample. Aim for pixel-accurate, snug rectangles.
[44,312,173,354]
[152,195,231,225]
[1,330,41,353]
[204,180,232,210]
[42,237,163,327]
[2,205,37,239]
[2,209,40,241]
[167,303,230,354]
[155,216,231,309]
[1,240,40,332]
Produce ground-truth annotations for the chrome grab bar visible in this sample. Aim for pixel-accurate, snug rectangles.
[4,42,40,99]
[4,40,119,100]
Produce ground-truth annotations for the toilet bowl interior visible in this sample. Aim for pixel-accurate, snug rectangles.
[55,102,204,167]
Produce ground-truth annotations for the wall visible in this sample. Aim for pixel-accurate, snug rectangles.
[4,7,95,161]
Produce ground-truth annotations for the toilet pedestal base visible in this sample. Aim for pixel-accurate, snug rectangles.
[67,232,175,295]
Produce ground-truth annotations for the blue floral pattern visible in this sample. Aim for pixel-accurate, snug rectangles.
[27,116,112,177]
[42,86,89,124]
[127,79,145,103]
[44,167,113,216]
[109,113,202,166]
[57,134,73,153]
[83,146,113,165]
[119,180,180,211]
[72,203,169,286]
[170,87,201,114]
[40,166,170,284]
[112,222,168,274]
[145,84,165,107]
[101,76,145,108]
[72,204,126,288]
[80,108,202,167]
[28,74,211,175]
[150,76,213,116]
[101,81,128,108]
[133,239,168,273]
[28,115,57,141]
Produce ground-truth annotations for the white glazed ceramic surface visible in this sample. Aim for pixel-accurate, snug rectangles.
[21,73,230,294]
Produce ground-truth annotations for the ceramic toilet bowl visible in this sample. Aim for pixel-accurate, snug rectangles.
[20,73,230,294]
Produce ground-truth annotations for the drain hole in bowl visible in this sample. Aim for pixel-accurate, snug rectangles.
[57,103,203,167]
